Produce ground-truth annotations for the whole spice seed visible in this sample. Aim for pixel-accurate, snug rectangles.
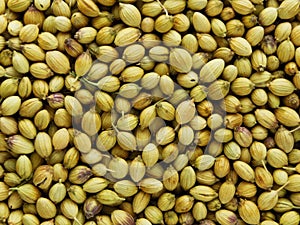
[257,182,290,211]
[83,197,102,220]
[49,182,67,204]
[192,12,211,33]
[233,160,255,183]
[111,209,134,225]
[119,3,141,28]
[169,47,193,73]
[218,180,236,204]
[215,209,238,225]
[255,165,274,190]
[238,199,260,224]
[36,197,56,219]
[113,179,138,197]
[199,58,225,83]
[229,37,252,56]
[175,99,196,124]
[96,189,125,206]
[275,106,300,127]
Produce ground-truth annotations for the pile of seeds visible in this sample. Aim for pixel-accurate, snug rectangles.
[1,0,300,224]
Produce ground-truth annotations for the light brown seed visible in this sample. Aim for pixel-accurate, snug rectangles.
[119,3,141,28]
[114,27,141,47]
[238,199,260,224]
[139,178,163,194]
[229,37,252,56]
[233,160,255,183]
